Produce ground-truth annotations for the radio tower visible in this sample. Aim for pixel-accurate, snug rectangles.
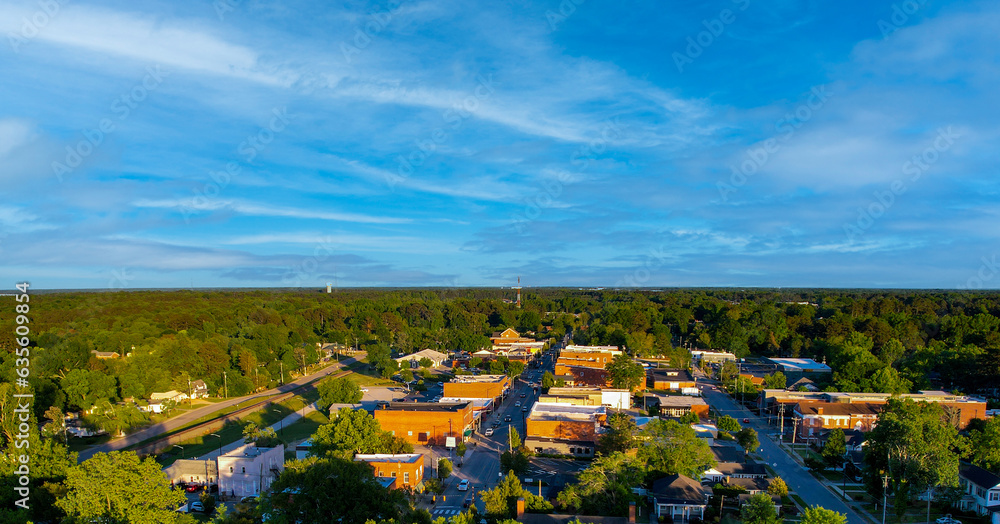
[514,277,522,309]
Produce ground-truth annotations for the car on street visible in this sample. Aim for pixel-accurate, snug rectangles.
[360,387,368,393]
[936,516,961,524]
[492,419,501,427]
[485,427,494,436]
[189,502,205,513]
[515,401,521,407]
[504,415,511,422]
[743,418,750,423]
[185,484,201,493]
[458,479,470,491]
[521,406,528,412]
[520,393,526,398]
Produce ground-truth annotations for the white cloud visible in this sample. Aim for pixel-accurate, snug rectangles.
[131,198,411,224]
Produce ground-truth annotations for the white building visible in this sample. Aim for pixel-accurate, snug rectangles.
[217,444,284,498]
[395,349,449,368]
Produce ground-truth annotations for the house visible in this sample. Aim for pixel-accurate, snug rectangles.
[354,453,424,491]
[190,379,210,399]
[648,369,697,391]
[491,328,535,346]
[144,390,187,413]
[90,350,120,359]
[394,348,449,369]
[217,444,284,498]
[724,477,771,495]
[650,474,711,522]
[374,402,475,446]
[648,394,710,419]
[702,461,767,483]
[958,462,1000,515]
[787,377,820,392]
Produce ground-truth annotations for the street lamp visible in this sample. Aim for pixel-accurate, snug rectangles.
[174,445,185,460]
[208,433,223,457]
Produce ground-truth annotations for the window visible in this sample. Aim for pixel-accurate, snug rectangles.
[229,467,233,473]
[241,467,245,474]
[408,431,413,436]
[404,472,410,484]
[989,491,999,502]
[391,472,397,478]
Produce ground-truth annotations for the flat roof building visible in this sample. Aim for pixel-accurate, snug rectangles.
[443,375,510,400]
[524,403,607,458]
[374,402,474,446]
[217,444,284,499]
[354,453,425,491]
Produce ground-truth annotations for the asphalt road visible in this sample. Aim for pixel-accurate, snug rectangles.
[78,354,364,462]
[695,369,865,524]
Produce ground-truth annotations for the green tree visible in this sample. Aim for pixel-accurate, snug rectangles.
[767,477,789,498]
[556,452,644,516]
[419,357,433,368]
[57,451,185,524]
[311,408,411,458]
[637,419,716,479]
[316,377,364,409]
[763,372,786,390]
[740,492,781,524]
[470,356,483,369]
[260,457,408,524]
[967,417,1000,471]
[490,360,505,375]
[597,412,637,455]
[605,354,645,392]
[482,471,552,519]
[242,422,281,447]
[401,368,414,383]
[736,427,759,460]
[864,399,964,510]
[800,505,847,524]
[438,458,452,479]
[716,415,741,433]
[679,411,700,425]
[84,400,149,437]
[507,361,526,378]
[822,428,847,468]
[61,368,117,411]
[541,371,556,390]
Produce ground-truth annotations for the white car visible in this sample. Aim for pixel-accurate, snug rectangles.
[485,427,494,436]
[360,388,369,393]
[458,479,470,491]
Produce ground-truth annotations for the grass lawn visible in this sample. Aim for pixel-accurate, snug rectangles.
[341,372,395,387]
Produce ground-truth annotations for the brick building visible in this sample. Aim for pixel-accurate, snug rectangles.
[374,402,474,446]
[524,403,607,457]
[793,402,881,440]
[760,390,987,430]
[443,375,510,400]
[648,369,697,391]
[354,453,424,491]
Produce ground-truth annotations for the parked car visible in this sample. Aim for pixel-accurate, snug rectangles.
[184,484,201,493]
[485,428,494,436]
[936,515,961,524]
[743,418,750,423]
[189,501,205,513]
[360,388,369,393]
[521,406,528,412]
[504,415,511,422]
[458,479,470,491]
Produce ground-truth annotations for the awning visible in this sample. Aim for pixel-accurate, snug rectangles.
[463,429,473,437]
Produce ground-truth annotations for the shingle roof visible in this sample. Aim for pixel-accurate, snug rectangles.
[960,462,1000,489]
[650,474,710,504]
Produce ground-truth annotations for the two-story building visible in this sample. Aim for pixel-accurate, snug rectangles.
[374,402,475,446]
[524,402,607,457]
[648,369,697,392]
[354,453,425,491]
[958,462,1000,515]
[217,444,284,498]
[793,402,882,441]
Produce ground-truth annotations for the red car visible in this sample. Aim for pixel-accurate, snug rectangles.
[742,418,750,424]
[185,484,201,493]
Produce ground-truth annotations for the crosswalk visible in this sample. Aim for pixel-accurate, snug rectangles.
[431,506,463,516]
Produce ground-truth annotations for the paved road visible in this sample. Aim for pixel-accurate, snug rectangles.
[79,354,364,462]
[695,369,865,524]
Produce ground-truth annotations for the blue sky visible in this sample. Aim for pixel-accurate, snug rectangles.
[1,0,997,289]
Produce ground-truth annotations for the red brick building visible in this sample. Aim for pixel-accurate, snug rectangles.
[354,453,424,490]
[374,402,474,446]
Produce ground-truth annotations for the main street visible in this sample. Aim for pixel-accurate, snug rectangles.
[694,367,867,524]
[78,353,364,462]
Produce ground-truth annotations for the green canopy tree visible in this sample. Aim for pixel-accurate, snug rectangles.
[736,427,759,460]
[597,413,637,455]
[800,505,847,524]
[740,492,781,524]
[637,419,716,479]
[967,417,1000,471]
[716,415,741,433]
[57,451,185,524]
[767,477,789,498]
[482,471,551,519]
[822,428,847,468]
[260,457,408,524]
[679,411,700,425]
[556,452,644,516]
[605,354,645,392]
[763,372,786,390]
[242,422,281,447]
[310,408,411,458]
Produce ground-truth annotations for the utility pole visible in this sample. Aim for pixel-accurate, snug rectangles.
[792,417,798,444]
[779,405,785,442]
[280,361,284,385]
[223,371,228,399]
[882,471,890,524]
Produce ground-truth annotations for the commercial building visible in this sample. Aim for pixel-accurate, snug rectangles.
[374,402,474,446]
[443,375,510,401]
[217,444,284,498]
[163,459,218,487]
[556,346,622,370]
[764,358,832,382]
[649,394,710,419]
[554,366,611,388]
[760,390,988,429]
[541,387,631,410]
[648,369,697,391]
[689,350,737,365]
[354,453,425,491]
[395,349,448,369]
[524,403,607,457]
[793,402,881,439]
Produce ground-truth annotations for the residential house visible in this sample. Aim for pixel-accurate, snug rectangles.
[724,477,771,495]
[90,350,120,359]
[190,379,210,399]
[648,394,710,419]
[958,462,1000,515]
[217,444,284,498]
[650,474,711,522]
[354,453,425,491]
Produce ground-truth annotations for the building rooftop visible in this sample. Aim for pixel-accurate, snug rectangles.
[960,462,1000,489]
[448,375,508,384]
[563,345,623,353]
[653,395,709,407]
[354,453,423,464]
[381,401,471,412]
[794,402,882,417]
[766,358,832,372]
[648,368,695,382]
[220,444,280,459]
[528,402,606,422]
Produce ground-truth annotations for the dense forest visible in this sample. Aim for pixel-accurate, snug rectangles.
[3,287,1000,426]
